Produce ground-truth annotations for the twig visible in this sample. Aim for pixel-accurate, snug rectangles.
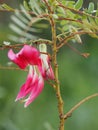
[42,0,53,14]
[64,93,98,120]
[57,17,83,24]
[0,8,48,18]
[43,0,65,130]
[46,79,56,89]
[0,65,28,72]
[57,34,90,58]
[0,43,25,50]
[57,31,97,49]
[57,2,98,19]
[0,8,35,15]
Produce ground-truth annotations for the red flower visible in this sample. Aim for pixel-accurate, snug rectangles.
[8,44,54,107]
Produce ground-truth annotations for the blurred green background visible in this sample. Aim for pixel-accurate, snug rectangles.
[0,0,98,130]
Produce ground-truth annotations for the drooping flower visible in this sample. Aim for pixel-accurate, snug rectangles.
[8,44,54,107]
[15,66,44,107]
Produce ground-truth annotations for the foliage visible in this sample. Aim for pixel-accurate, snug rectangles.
[1,0,98,43]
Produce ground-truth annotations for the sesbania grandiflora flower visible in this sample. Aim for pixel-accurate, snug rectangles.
[8,44,54,107]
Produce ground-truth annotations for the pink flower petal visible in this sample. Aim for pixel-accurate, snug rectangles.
[8,49,28,69]
[22,45,40,65]
[8,45,41,69]
[15,65,44,107]
[46,65,55,80]
[15,74,33,101]
[24,76,44,107]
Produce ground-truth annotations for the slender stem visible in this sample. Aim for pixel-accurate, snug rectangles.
[0,8,48,18]
[0,65,28,72]
[42,0,65,129]
[0,43,25,50]
[64,93,98,120]
[57,31,98,50]
[51,15,64,130]
[57,17,83,24]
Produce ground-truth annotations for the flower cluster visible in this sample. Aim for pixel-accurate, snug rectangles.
[8,44,54,107]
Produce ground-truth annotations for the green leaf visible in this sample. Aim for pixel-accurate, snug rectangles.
[9,4,48,43]
[15,11,29,24]
[20,5,32,20]
[1,3,14,11]
[23,0,30,11]
[52,14,58,19]
[29,0,42,15]
[69,26,82,44]
[74,0,83,10]
[88,2,94,14]
[95,10,98,24]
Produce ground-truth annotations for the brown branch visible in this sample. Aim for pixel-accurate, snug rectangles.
[57,31,97,49]
[64,93,98,120]
[0,8,47,17]
[0,8,48,20]
[66,43,90,58]
[57,34,90,58]
[42,0,53,14]
[0,39,52,50]
[0,65,28,72]
[58,17,83,24]
[0,8,37,15]
[0,43,25,50]
[57,2,98,19]
[42,1,65,130]
[46,79,56,89]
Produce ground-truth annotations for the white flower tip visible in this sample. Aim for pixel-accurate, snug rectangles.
[24,105,27,108]
[39,44,47,53]
[24,103,28,108]
[15,97,20,102]
[15,98,18,102]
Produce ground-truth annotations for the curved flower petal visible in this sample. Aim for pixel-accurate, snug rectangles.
[24,75,44,107]
[22,45,41,65]
[8,49,28,69]
[8,45,41,69]
[15,66,39,101]
[15,74,33,101]
[15,65,44,107]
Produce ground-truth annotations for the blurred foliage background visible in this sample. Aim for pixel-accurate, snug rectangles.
[0,0,98,130]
